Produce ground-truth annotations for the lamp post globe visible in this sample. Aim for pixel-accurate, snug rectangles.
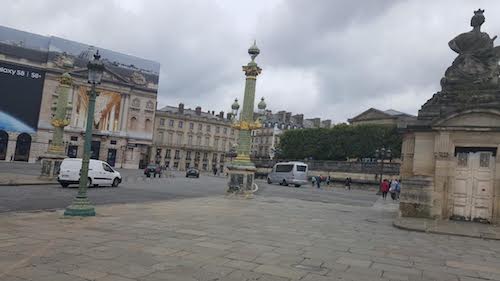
[64,51,104,217]
[231,98,240,117]
[87,50,104,84]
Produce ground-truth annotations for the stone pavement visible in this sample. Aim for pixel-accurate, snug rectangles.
[394,216,500,240]
[1,196,500,281]
[0,173,56,186]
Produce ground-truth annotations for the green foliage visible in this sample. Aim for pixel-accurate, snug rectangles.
[278,124,402,161]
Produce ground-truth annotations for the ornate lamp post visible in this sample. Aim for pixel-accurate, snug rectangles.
[64,51,104,217]
[375,147,392,194]
[227,41,263,195]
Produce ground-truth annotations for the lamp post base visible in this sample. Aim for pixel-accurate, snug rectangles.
[226,163,257,197]
[64,196,95,216]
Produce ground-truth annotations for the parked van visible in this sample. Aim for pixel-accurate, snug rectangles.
[267,162,308,187]
[57,158,122,188]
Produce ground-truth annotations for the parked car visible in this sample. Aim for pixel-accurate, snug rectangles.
[57,158,121,188]
[144,164,162,178]
[267,162,308,187]
[186,168,200,178]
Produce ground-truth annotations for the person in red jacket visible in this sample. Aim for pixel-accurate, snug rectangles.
[380,179,390,200]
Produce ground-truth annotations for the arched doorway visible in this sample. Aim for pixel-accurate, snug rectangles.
[0,130,8,160]
[14,133,31,162]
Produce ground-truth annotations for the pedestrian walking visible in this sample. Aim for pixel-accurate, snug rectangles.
[213,166,218,176]
[344,177,351,190]
[381,179,390,200]
[395,179,401,200]
[326,176,331,186]
[389,179,397,200]
[316,175,321,189]
[311,176,315,187]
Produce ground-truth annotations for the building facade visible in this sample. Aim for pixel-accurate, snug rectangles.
[348,108,416,127]
[151,104,237,171]
[0,25,160,168]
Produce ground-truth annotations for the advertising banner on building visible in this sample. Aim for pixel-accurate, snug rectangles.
[0,61,45,133]
[74,86,122,132]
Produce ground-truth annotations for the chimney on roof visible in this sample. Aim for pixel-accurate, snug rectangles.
[195,106,201,115]
[219,111,224,118]
[211,110,215,115]
[227,113,233,120]
[178,103,184,114]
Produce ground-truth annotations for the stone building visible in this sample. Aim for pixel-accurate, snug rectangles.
[0,25,160,168]
[151,104,237,171]
[348,108,416,127]
[251,111,303,159]
[400,10,500,224]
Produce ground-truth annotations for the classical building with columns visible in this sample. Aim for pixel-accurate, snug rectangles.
[0,25,160,168]
[151,103,237,171]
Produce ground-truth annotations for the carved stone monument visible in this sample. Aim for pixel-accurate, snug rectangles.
[400,10,500,224]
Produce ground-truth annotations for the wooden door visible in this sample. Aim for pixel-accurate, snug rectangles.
[452,152,494,222]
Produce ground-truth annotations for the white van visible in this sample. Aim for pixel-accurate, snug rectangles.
[267,162,308,187]
[57,158,122,188]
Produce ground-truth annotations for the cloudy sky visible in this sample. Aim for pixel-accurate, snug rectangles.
[1,0,499,123]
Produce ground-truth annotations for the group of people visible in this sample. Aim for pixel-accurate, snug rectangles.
[380,178,401,200]
[311,176,352,190]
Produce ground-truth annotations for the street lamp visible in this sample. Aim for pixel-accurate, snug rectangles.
[64,51,104,217]
[231,98,240,118]
[374,147,392,194]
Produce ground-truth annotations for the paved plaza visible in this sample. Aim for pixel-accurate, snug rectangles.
[1,188,500,281]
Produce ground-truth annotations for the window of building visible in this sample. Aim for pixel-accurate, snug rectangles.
[174,150,180,159]
[157,132,163,143]
[196,136,202,146]
[216,126,220,133]
[457,152,468,167]
[212,153,218,162]
[178,121,183,128]
[203,152,208,161]
[222,140,226,151]
[188,135,193,145]
[165,149,171,159]
[169,119,174,127]
[167,133,173,144]
[205,137,210,146]
[176,133,183,145]
[160,118,165,126]
[198,124,203,131]
[189,122,194,130]
[480,153,490,168]
[173,162,179,169]
[214,138,219,149]
[130,117,138,130]
[70,136,78,141]
[207,125,211,132]
[110,140,117,145]
[202,163,208,171]
[186,151,192,160]
[195,152,201,161]
[223,128,227,134]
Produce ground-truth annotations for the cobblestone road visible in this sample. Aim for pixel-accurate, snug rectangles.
[0,195,499,281]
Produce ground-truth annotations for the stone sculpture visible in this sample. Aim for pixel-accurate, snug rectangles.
[441,9,500,90]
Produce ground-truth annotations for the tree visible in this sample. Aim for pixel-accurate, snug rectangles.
[278,124,402,161]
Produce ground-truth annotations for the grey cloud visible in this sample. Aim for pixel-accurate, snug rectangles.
[1,1,500,122]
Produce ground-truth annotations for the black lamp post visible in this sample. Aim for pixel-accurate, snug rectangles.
[375,147,392,194]
[64,51,104,217]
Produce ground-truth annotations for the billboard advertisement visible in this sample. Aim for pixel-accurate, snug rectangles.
[74,86,122,131]
[0,61,45,133]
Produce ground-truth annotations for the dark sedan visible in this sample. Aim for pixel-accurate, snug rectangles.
[186,168,200,178]
[144,164,162,178]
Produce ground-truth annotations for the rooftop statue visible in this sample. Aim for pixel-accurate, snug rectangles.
[441,9,500,90]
